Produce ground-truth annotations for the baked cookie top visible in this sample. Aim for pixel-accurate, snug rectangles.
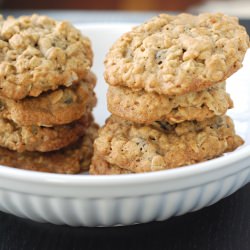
[107,82,233,124]
[0,122,98,174]
[0,14,93,100]
[105,13,249,95]
[0,72,97,126]
[0,113,92,153]
[93,115,243,173]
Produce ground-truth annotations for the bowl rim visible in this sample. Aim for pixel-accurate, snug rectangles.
[0,145,249,187]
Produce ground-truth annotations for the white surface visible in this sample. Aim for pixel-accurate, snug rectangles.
[0,23,249,227]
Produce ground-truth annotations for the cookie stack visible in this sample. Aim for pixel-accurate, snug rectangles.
[90,13,249,174]
[0,14,98,174]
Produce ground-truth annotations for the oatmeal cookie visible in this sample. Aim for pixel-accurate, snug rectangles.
[0,14,93,100]
[0,123,99,174]
[107,82,233,124]
[104,13,249,95]
[90,155,132,175]
[0,72,97,126]
[92,115,244,173]
[0,113,92,153]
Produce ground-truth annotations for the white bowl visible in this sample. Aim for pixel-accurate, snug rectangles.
[0,23,249,227]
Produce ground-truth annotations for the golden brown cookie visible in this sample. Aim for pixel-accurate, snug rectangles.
[90,155,132,175]
[0,114,92,153]
[0,14,93,100]
[107,82,233,124]
[91,115,244,173]
[0,72,97,126]
[0,123,99,174]
[104,13,249,95]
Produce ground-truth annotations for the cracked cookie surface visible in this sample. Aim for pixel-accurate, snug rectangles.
[0,14,93,100]
[0,72,97,126]
[107,82,233,124]
[105,13,249,95]
[0,113,92,153]
[90,115,244,173]
[0,123,98,174]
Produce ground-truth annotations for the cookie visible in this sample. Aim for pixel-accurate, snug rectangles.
[0,113,92,153]
[107,82,233,124]
[90,155,132,175]
[0,123,98,174]
[0,72,97,126]
[104,13,249,95]
[0,14,93,100]
[91,115,244,173]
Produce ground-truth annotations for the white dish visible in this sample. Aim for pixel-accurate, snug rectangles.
[0,23,249,227]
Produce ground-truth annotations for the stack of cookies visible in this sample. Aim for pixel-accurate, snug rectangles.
[0,14,98,174]
[90,13,249,174]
